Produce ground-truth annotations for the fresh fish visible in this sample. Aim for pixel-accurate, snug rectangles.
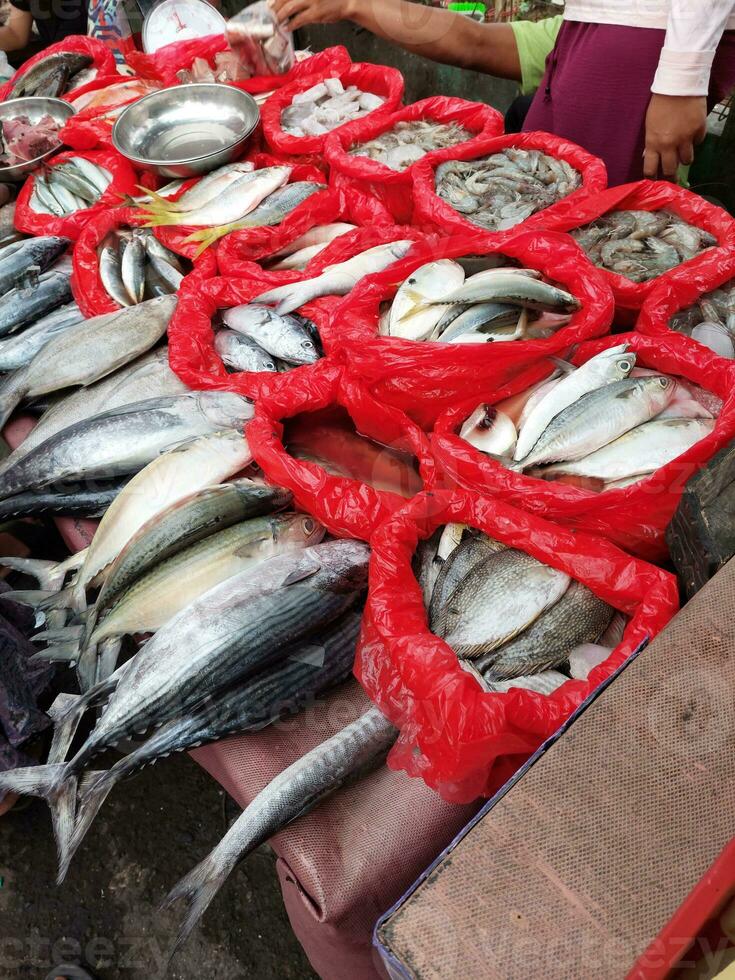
[690,321,735,358]
[0,479,128,523]
[437,303,521,343]
[389,259,465,340]
[459,405,517,456]
[10,52,92,98]
[514,345,636,461]
[146,167,291,228]
[162,705,395,951]
[282,79,385,137]
[437,548,571,658]
[32,174,65,216]
[214,329,279,373]
[141,233,184,273]
[412,527,444,608]
[99,240,131,308]
[429,531,506,632]
[482,669,568,695]
[0,270,72,336]
[223,304,321,365]
[0,302,83,372]
[515,376,675,471]
[64,157,111,198]
[537,417,714,482]
[50,165,100,205]
[477,579,613,678]
[431,270,580,313]
[0,236,69,295]
[232,181,326,228]
[253,241,415,314]
[269,242,328,271]
[120,231,146,305]
[272,223,356,258]
[351,120,473,171]
[0,295,177,428]
[0,391,254,501]
[146,162,255,213]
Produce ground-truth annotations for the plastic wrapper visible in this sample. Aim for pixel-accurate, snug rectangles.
[125,34,229,87]
[324,97,504,223]
[411,130,608,241]
[226,1,295,77]
[71,205,217,318]
[261,62,404,157]
[356,488,679,802]
[329,229,615,428]
[61,75,162,151]
[215,182,392,274]
[0,35,117,104]
[431,332,735,561]
[14,148,139,241]
[234,45,351,98]
[536,180,735,313]
[245,359,437,541]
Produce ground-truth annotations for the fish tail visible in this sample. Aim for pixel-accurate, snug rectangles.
[47,692,86,765]
[59,768,114,882]
[0,556,68,591]
[95,636,123,686]
[0,367,30,430]
[136,186,183,212]
[182,224,234,255]
[29,640,82,664]
[75,641,100,693]
[0,763,76,878]
[0,588,57,609]
[162,852,235,957]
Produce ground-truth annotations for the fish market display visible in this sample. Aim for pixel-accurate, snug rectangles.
[253,240,415,314]
[0,114,61,167]
[267,222,357,272]
[417,524,614,684]
[70,77,160,113]
[435,149,581,231]
[459,345,717,490]
[281,79,386,137]
[99,228,186,306]
[571,210,717,283]
[164,706,396,950]
[226,0,295,77]
[9,51,92,99]
[669,277,735,357]
[221,303,323,370]
[381,259,580,342]
[350,120,473,172]
[31,158,112,216]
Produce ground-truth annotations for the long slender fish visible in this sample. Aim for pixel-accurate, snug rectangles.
[0,302,83,372]
[0,236,69,294]
[0,270,72,336]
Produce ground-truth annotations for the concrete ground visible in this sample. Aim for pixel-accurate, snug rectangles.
[0,750,318,979]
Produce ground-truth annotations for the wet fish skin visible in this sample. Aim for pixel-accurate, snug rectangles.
[0,270,72,337]
[429,532,506,633]
[214,329,279,373]
[120,232,146,305]
[99,241,131,308]
[477,579,614,679]
[162,705,396,952]
[235,181,326,228]
[0,236,69,295]
[10,52,92,98]
[0,302,83,372]
[223,304,321,366]
[412,528,444,608]
[0,479,128,523]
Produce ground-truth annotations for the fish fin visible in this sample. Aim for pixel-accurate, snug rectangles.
[59,769,113,882]
[75,641,100,693]
[32,624,83,645]
[30,640,81,664]
[0,589,56,609]
[0,763,76,878]
[0,556,68,591]
[162,853,235,958]
[95,637,122,687]
[547,356,575,374]
[47,692,85,764]
[37,586,77,613]
[281,560,322,587]
[0,366,30,430]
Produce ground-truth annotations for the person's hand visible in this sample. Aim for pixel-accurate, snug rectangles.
[269,0,354,31]
[643,93,707,180]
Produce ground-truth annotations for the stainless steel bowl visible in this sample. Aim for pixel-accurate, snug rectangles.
[112,83,260,179]
[0,96,75,183]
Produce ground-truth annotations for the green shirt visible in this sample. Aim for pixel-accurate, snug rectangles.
[510,15,563,95]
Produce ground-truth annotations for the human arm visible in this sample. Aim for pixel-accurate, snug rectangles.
[270,0,523,80]
[0,4,33,53]
[644,0,733,179]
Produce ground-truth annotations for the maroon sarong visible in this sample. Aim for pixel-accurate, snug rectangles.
[523,20,735,186]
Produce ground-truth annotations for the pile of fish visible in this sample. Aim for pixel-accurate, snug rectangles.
[458,344,718,491]
[435,148,581,231]
[570,210,717,283]
[669,278,735,357]
[264,222,357,272]
[281,78,385,137]
[0,113,61,168]
[349,119,473,172]
[8,51,94,99]
[31,158,112,217]
[415,522,626,690]
[215,303,322,373]
[379,258,580,342]
[98,228,186,307]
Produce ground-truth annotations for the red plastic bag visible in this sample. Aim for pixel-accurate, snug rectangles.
[167,269,341,400]
[324,97,504,223]
[356,488,679,802]
[71,205,217,318]
[637,251,735,354]
[125,34,228,86]
[234,46,352,96]
[245,359,437,541]
[61,76,162,151]
[216,183,394,275]
[150,156,327,261]
[330,229,615,428]
[14,148,139,241]
[411,131,608,240]
[536,180,735,313]
[0,36,117,103]
[432,332,735,561]
[261,62,404,157]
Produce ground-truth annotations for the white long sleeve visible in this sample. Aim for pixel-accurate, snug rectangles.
[652,0,735,95]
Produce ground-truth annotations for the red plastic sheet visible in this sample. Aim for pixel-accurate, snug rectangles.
[71,205,216,318]
[537,180,735,312]
[215,182,393,275]
[411,130,608,240]
[432,332,735,561]
[0,35,117,103]
[261,62,404,157]
[61,76,160,151]
[356,488,679,803]
[125,34,228,86]
[234,46,352,96]
[324,97,504,223]
[245,359,437,541]
[330,229,615,428]
[14,148,139,241]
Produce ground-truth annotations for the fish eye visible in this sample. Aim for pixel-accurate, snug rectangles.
[303,518,316,533]
[619,359,632,371]
[659,377,670,388]
[302,340,314,348]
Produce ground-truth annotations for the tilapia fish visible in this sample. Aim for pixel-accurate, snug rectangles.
[435,148,581,232]
[669,277,735,358]
[350,120,473,171]
[571,209,717,283]
[282,78,385,137]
